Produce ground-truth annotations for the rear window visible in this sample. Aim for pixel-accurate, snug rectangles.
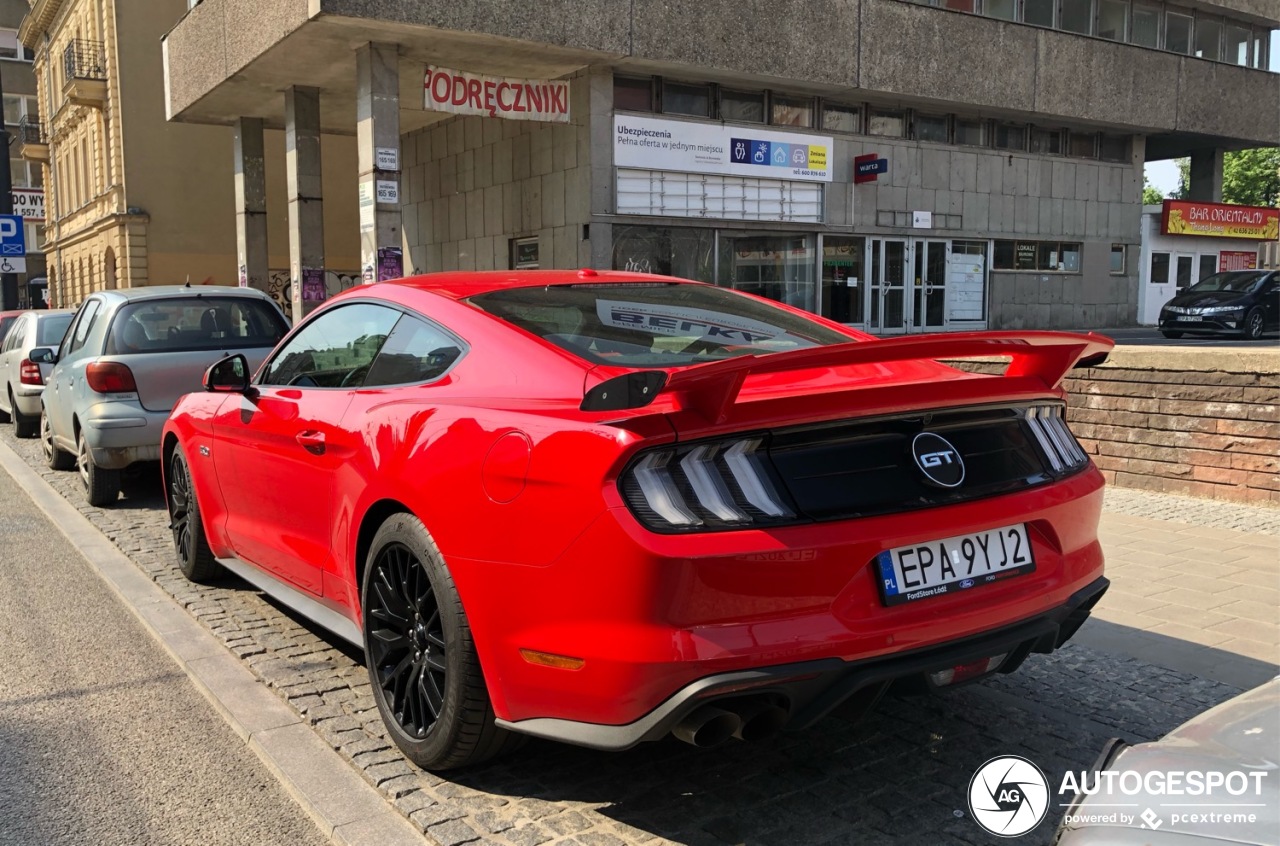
[466,283,851,368]
[37,314,74,347]
[105,296,288,355]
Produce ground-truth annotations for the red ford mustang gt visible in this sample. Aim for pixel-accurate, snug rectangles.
[162,270,1113,770]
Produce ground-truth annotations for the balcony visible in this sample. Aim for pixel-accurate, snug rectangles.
[62,39,107,108]
[16,115,48,163]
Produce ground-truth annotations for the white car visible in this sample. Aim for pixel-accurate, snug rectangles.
[0,309,75,438]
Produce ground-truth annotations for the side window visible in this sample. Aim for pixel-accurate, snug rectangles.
[363,315,465,387]
[66,300,102,356]
[259,303,400,388]
[1,317,21,352]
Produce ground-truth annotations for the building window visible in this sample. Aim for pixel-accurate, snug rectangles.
[1023,0,1055,26]
[994,123,1026,150]
[1110,244,1126,274]
[1030,127,1064,155]
[720,89,765,123]
[1068,131,1097,158]
[1099,134,1128,162]
[1166,11,1192,54]
[954,118,986,147]
[1252,31,1269,70]
[1097,0,1128,41]
[661,81,710,117]
[613,77,653,112]
[1132,3,1161,48]
[1150,252,1170,285]
[822,103,861,133]
[1223,25,1250,66]
[868,109,906,137]
[2,94,36,126]
[0,29,32,61]
[770,95,814,127]
[913,113,950,143]
[1060,0,1093,34]
[1194,18,1222,61]
[944,0,977,11]
[993,240,1083,272]
[984,0,1016,21]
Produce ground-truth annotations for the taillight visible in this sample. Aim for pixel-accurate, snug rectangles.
[19,359,43,386]
[1023,404,1087,474]
[620,436,797,532]
[85,361,138,394]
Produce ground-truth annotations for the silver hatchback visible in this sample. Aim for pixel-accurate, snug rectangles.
[35,286,288,505]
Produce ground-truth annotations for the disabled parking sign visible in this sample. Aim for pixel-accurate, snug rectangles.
[0,214,27,273]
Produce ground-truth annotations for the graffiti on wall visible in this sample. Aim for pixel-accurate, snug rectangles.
[265,269,360,313]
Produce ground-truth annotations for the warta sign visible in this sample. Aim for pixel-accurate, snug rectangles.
[1162,199,1279,240]
[423,65,570,123]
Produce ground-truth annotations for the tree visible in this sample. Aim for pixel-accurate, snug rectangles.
[1171,149,1280,207]
[1142,176,1164,205]
[1222,148,1280,207]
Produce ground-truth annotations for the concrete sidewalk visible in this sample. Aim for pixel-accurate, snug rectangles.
[1076,487,1280,690]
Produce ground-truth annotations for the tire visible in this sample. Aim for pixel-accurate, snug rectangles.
[11,391,37,438]
[362,513,522,770]
[1241,308,1264,340]
[168,446,222,582]
[1160,330,1183,339]
[42,408,75,470]
[78,429,120,507]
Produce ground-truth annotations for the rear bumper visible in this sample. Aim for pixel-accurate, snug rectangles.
[11,384,44,416]
[81,400,167,469]
[498,576,1108,750]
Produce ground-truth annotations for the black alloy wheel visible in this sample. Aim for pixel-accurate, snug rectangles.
[362,514,521,770]
[367,540,450,740]
[1242,308,1265,340]
[168,446,220,582]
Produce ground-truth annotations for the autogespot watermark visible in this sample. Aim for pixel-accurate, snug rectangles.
[964,757,1271,837]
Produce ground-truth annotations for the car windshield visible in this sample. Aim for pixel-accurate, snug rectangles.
[105,296,288,355]
[37,314,74,347]
[466,283,852,367]
[1186,272,1269,294]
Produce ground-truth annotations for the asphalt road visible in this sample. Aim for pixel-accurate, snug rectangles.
[0,467,330,846]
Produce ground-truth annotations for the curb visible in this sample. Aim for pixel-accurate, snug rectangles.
[0,437,426,846]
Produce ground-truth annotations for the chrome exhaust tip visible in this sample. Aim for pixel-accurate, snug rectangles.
[671,706,740,748]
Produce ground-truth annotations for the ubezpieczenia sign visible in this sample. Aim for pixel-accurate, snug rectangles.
[614,114,832,183]
[423,65,570,123]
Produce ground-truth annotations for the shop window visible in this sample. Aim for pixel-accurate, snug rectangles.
[1166,12,1192,54]
[984,0,1016,21]
[1060,0,1093,34]
[771,95,814,127]
[994,124,1026,151]
[661,81,710,117]
[1150,252,1170,285]
[720,89,765,123]
[993,240,1082,272]
[913,114,949,143]
[868,109,906,138]
[1198,254,1217,282]
[1068,132,1097,159]
[1195,18,1222,61]
[611,225,715,282]
[821,237,865,324]
[1097,0,1128,42]
[613,77,653,112]
[1030,127,1064,155]
[1023,0,1055,26]
[717,233,817,312]
[1132,4,1161,48]
[954,118,986,147]
[1110,244,1126,274]
[822,103,861,134]
[1100,135,1128,162]
[1224,25,1250,65]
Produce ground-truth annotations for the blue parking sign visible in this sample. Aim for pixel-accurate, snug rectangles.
[0,215,25,256]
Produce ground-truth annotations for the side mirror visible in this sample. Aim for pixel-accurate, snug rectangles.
[203,354,251,393]
[28,347,56,365]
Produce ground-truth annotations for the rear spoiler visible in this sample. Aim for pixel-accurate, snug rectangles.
[581,330,1113,425]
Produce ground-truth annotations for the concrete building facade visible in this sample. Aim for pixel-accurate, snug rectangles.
[2,0,43,307]
[163,0,1279,331]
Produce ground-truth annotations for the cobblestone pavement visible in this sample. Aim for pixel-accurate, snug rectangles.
[1103,486,1280,535]
[2,424,1259,846]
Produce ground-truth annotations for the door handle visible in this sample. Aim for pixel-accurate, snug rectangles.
[296,430,326,455]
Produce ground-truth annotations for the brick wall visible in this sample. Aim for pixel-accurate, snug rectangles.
[953,348,1279,506]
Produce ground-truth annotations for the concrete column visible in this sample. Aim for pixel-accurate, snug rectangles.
[233,117,269,295]
[1188,148,1225,203]
[356,43,402,284]
[285,86,325,322]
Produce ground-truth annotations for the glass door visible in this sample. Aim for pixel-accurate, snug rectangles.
[869,238,909,334]
[912,239,949,332]
[821,236,865,325]
[1175,254,1195,291]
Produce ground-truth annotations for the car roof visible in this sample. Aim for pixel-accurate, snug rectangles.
[390,269,702,301]
[88,285,275,303]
